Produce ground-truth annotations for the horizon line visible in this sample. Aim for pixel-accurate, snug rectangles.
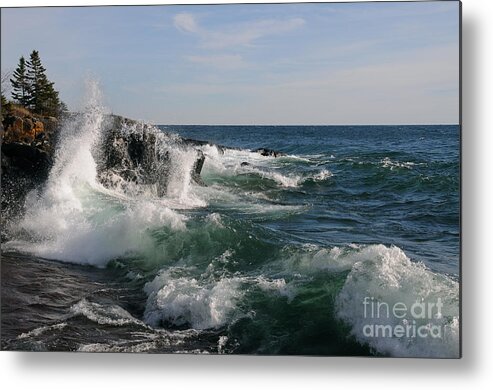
[155,123,460,127]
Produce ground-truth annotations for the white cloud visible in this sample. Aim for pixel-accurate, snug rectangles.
[173,13,199,33]
[157,44,458,125]
[203,18,305,49]
[173,13,305,49]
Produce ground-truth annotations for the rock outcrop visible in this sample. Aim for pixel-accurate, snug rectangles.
[253,147,285,157]
[1,142,52,178]
[1,107,60,225]
[1,109,210,225]
[1,107,58,153]
[97,116,206,196]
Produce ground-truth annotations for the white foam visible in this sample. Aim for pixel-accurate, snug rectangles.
[254,276,296,302]
[77,328,200,353]
[205,212,224,227]
[278,244,459,357]
[166,147,206,207]
[381,157,419,170]
[7,195,187,266]
[143,267,295,331]
[284,244,366,273]
[70,298,145,327]
[78,342,157,353]
[334,245,459,358]
[310,169,333,182]
[4,81,196,266]
[17,323,68,339]
[143,271,244,330]
[199,145,304,188]
[217,335,229,354]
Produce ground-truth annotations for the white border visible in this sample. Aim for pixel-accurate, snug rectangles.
[2,0,492,388]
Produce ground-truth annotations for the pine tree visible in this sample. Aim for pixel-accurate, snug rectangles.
[26,50,50,113]
[41,82,61,116]
[9,50,67,117]
[25,50,65,116]
[10,56,31,106]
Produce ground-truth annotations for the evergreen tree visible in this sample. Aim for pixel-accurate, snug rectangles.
[26,50,49,113]
[10,56,31,106]
[25,50,65,116]
[9,50,67,117]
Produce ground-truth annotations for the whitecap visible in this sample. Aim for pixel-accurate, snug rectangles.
[334,245,459,358]
[143,271,244,330]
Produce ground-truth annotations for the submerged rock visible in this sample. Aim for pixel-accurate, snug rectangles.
[253,147,285,157]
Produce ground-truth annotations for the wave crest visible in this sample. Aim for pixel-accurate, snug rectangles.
[335,245,459,358]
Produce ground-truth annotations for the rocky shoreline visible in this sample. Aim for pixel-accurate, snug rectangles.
[1,108,60,224]
[1,110,284,227]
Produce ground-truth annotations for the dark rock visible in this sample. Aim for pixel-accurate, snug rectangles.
[97,116,208,196]
[1,106,61,227]
[240,162,250,166]
[191,150,206,185]
[253,147,285,157]
[1,142,53,224]
[1,142,52,179]
[182,137,226,154]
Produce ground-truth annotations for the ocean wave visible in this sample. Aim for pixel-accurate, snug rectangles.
[17,323,68,340]
[6,197,188,267]
[143,266,294,330]
[380,157,418,170]
[78,341,158,353]
[143,270,244,330]
[77,328,202,353]
[199,144,331,188]
[70,298,146,327]
[334,245,459,358]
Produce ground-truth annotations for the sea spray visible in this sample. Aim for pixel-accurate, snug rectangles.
[334,245,459,358]
[4,81,188,266]
[1,92,459,357]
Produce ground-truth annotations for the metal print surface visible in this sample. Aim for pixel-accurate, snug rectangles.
[0,1,461,357]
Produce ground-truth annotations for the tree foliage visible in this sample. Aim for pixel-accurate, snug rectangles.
[10,50,67,117]
[10,56,31,107]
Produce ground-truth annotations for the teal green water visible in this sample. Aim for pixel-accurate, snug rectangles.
[2,124,460,357]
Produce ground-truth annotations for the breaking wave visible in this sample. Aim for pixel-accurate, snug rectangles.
[2,82,459,357]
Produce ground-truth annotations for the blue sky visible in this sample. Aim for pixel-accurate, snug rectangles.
[1,2,460,124]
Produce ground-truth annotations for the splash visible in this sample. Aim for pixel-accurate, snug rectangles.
[4,80,189,266]
[334,245,459,358]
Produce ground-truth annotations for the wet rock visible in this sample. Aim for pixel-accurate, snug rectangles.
[182,137,226,154]
[1,142,54,223]
[253,147,285,157]
[98,116,208,196]
[191,150,205,185]
[1,142,52,178]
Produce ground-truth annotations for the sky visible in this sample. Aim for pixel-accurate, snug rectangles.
[1,1,460,125]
